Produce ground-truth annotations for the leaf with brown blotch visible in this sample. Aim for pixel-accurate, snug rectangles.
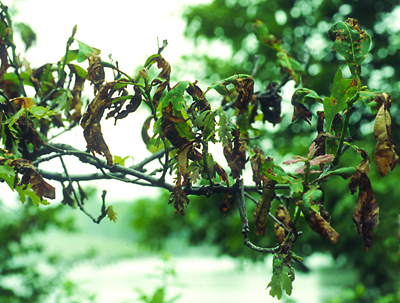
[186,82,211,113]
[214,162,229,187]
[106,85,142,124]
[250,146,269,187]
[349,170,379,251]
[11,97,35,109]
[373,93,398,176]
[223,127,246,179]
[274,205,291,244]
[302,187,339,244]
[87,54,105,91]
[253,181,276,236]
[170,183,190,216]
[68,64,86,124]
[146,54,171,110]
[11,158,55,201]
[305,209,340,244]
[219,193,234,215]
[80,82,116,165]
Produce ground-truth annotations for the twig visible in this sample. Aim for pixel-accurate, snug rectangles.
[235,179,280,254]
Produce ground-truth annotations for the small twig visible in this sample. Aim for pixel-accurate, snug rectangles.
[235,179,280,254]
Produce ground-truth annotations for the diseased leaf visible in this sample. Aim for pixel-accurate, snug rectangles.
[349,170,379,251]
[302,187,339,244]
[328,18,371,77]
[170,183,190,216]
[373,93,398,176]
[210,74,254,115]
[80,82,116,165]
[274,206,291,244]
[147,54,171,109]
[253,181,276,236]
[257,82,282,125]
[223,127,246,179]
[161,81,190,111]
[323,68,357,133]
[76,39,100,63]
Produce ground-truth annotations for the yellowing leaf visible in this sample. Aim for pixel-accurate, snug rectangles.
[107,205,118,223]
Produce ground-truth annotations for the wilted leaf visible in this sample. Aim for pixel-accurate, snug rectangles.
[219,193,234,215]
[146,54,171,109]
[328,18,371,77]
[170,183,190,216]
[223,127,246,179]
[256,82,282,125]
[210,74,254,115]
[80,82,116,165]
[86,53,105,89]
[373,93,398,176]
[68,64,86,123]
[253,181,276,236]
[214,162,229,186]
[107,85,142,124]
[274,206,291,244]
[350,170,379,251]
[302,187,339,244]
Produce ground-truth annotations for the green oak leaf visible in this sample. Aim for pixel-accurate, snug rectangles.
[328,19,371,77]
[323,68,357,133]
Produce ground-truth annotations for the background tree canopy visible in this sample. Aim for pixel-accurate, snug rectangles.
[0,0,399,302]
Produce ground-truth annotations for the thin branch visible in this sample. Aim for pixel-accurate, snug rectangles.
[235,179,280,254]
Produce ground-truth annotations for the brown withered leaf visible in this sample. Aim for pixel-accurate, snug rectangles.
[291,93,312,125]
[87,54,105,92]
[214,162,229,187]
[250,146,269,187]
[349,170,379,251]
[80,82,116,165]
[186,82,211,113]
[274,205,290,244]
[233,76,254,115]
[11,158,55,200]
[219,193,234,215]
[149,55,171,110]
[68,64,86,124]
[256,82,282,125]
[305,209,340,244]
[253,181,276,236]
[30,64,52,97]
[170,183,190,216]
[61,183,75,208]
[373,93,398,176]
[223,127,246,179]
[107,85,142,124]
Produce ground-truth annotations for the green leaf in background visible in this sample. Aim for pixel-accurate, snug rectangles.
[323,68,357,133]
[313,167,358,184]
[292,88,323,105]
[276,50,305,86]
[328,19,371,77]
[15,22,37,51]
[252,19,281,50]
[75,39,100,63]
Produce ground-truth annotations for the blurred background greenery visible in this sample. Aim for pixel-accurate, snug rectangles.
[1,0,400,302]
